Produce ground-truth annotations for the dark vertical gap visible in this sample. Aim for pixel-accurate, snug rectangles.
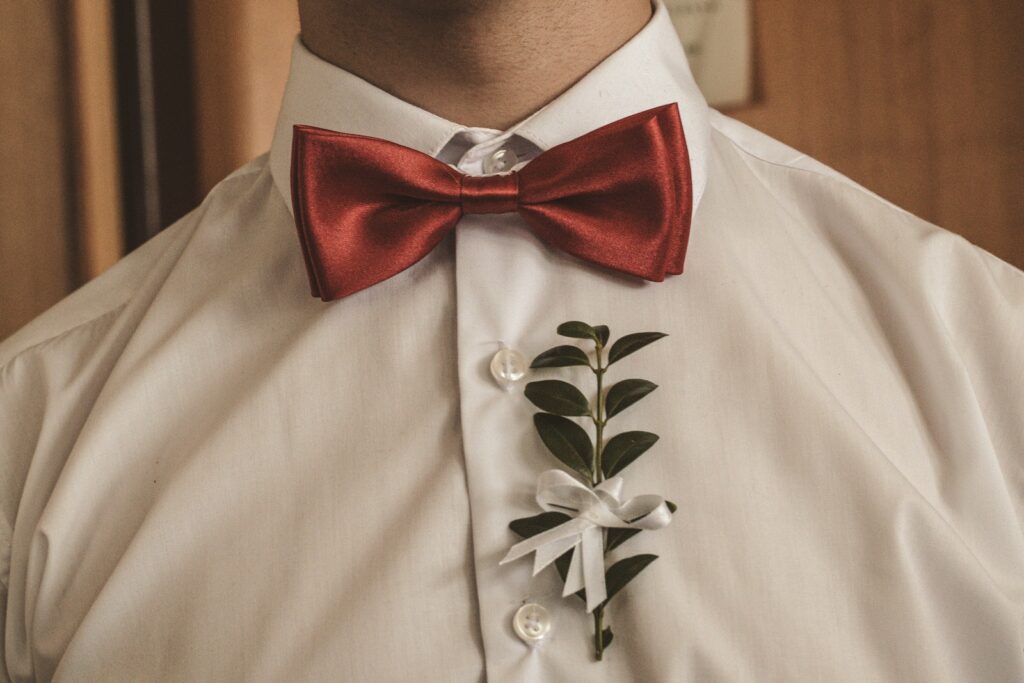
[148,1,199,228]
[57,3,84,287]
[113,0,198,252]
[113,0,151,251]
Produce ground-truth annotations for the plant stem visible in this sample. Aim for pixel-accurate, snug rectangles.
[592,339,607,660]
[593,342,605,487]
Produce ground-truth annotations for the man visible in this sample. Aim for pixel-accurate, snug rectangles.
[1,0,1021,680]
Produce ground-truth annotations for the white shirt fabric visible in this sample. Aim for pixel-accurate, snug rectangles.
[2,3,1023,681]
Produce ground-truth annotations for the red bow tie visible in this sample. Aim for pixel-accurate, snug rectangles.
[290,103,692,300]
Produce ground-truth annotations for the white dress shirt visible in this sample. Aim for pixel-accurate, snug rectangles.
[2,3,1022,681]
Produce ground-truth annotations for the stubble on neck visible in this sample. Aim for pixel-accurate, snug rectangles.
[298,0,653,129]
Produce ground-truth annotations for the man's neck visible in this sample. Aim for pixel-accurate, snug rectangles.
[297,0,653,130]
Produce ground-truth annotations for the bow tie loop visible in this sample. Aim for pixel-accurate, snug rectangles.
[460,172,520,214]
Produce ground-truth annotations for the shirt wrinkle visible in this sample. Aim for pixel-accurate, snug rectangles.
[0,305,127,379]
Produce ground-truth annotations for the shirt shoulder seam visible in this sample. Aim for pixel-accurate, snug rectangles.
[720,122,1024,282]
[0,303,128,375]
[708,120,918,217]
[0,161,270,373]
[707,117,1024,282]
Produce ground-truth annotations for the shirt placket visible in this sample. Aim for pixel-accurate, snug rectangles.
[451,137,576,680]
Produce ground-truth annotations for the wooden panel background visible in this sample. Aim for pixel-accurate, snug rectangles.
[732,0,1024,268]
[70,0,124,282]
[189,0,1023,269]
[2,0,1022,340]
[0,2,74,339]
[191,0,299,193]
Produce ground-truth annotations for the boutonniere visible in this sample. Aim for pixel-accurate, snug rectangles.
[501,321,675,661]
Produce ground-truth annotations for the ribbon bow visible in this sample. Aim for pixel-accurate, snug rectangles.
[289,103,693,300]
[500,469,672,613]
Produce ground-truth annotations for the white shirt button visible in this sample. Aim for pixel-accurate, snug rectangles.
[482,147,519,174]
[512,603,551,645]
[490,345,528,391]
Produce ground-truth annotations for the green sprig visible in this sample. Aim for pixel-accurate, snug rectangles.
[510,320,672,661]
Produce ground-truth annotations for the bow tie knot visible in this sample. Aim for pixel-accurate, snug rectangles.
[460,171,520,214]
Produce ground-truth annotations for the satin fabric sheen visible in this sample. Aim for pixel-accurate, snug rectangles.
[290,104,692,300]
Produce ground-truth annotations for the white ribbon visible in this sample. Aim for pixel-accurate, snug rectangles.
[500,469,672,613]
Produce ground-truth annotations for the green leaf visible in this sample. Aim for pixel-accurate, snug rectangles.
[600,554,659,608]
[607,332,668,365]
[554,550,572,582]
[605,527,641,552]
[601,430,659,477]
[530,345,591,369]
[509,512,571,539]
[533,413,593,479]
[557,321,602,343]
[594,325,610,346]
[604,379,657,419]
[601,627,614,649]
[525,380,591,416]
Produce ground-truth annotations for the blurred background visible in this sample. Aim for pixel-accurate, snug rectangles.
[1,0,1022,339]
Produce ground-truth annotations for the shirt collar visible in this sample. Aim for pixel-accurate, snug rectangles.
[268,0,710,215]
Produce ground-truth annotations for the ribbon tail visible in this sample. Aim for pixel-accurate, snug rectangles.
[533,535,580,576]
[500,518,590,566]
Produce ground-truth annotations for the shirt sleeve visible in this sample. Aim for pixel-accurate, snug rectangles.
[944,242,1024,537]
[0,309,125,682]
